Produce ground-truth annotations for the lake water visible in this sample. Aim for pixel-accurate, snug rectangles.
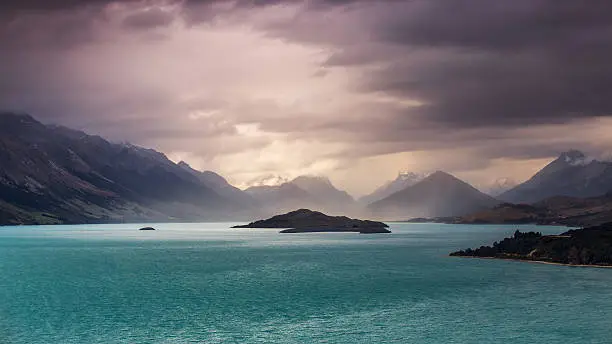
[1,223,611,343]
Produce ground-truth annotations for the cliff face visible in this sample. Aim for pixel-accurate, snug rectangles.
[450,223,612,266]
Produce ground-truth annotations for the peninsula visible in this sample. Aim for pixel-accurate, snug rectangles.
[232,209,391,234]
[450,223,612,266]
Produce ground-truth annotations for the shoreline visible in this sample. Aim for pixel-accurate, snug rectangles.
[452,255,612,269]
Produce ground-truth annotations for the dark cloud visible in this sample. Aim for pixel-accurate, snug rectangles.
[0,0,112,11]
[260,0,612,130]
[122,8,176,30]
[2,0,612,190]
[363,0,612,128]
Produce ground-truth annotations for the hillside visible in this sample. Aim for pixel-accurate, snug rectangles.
[458,193,612,227]
[450,223,612,266]
[369,171,500,220]
[0,112,256,224]
[499,150,612,204]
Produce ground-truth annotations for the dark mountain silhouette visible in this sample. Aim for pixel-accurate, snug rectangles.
[0,112,255,224]
[369,171,500,220]
[499,150,612,204]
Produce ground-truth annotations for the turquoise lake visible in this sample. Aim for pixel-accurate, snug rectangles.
[1,223,611,343]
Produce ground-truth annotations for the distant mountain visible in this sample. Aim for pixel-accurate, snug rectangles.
[0,112,255,225]
[499,150,612,204]
[245,183,318,213]
[360,172,427,204]
[290,176,354,204]
[484,177,518,197]
[177,161,255,207]
[369,171,500,220]
[244,175,355,215]
[244,174,289,188]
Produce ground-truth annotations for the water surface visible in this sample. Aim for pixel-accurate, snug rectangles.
[1,223,611,343]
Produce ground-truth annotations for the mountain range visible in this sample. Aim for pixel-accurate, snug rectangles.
[245,175,355,215]
[3,112,612,225]
[0,113,256,224]
[499,150,612,204]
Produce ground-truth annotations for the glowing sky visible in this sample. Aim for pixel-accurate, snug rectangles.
[2,0,612,196]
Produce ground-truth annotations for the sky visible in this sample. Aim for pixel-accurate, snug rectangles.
[2,0,612,196]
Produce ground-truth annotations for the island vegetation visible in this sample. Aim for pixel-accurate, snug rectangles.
[450,223,612,266]
[232,209,391,234]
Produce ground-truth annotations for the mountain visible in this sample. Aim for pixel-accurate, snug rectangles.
[359,172,427,204]
[484,177,518,197]
[290,176,354,204]
[245,183,318,213]
[244,175,355,215]
[458,192,612,227]
[0,112,255,225]
[499,150,612,204]
[244,174,289,188]
[177,161,255,207]
[368,171,500,220]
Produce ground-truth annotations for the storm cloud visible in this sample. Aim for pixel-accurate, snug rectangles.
[2,0,612,195]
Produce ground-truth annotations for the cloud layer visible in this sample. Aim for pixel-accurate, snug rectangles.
[2,0,612,195]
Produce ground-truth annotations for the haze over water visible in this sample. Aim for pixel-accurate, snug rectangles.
[1,223,611,343]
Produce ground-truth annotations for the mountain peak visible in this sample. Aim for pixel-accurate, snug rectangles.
[397,171,428,182]
[0,112,43,132]
[0,112,37,122]
[177,160,191,169]
[559,150,587,165]
[427,170,456,180]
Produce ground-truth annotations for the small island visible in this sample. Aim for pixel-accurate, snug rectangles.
[450,222,612,267]
[232,209,391,234]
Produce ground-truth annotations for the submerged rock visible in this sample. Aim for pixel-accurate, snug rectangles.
[232,209,391,234]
